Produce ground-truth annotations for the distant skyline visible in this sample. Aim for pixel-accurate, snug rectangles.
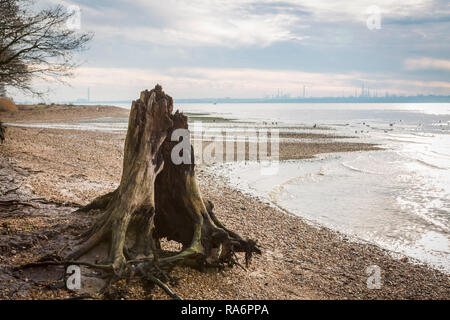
[10,0,450,102]
[18,93,450,105]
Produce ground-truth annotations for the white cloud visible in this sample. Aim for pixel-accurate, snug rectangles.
[38,0,440,48]
[74,0,309,47]
[17,66,448,102]
[299,0,433,21]
[68,66,363,98]
[404,57,450,71]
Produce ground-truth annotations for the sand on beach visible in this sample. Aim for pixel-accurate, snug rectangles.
[0,98,18,113]
[0,104,129,123]
[0,105,448,300]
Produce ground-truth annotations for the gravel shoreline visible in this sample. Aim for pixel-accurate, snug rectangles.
[0,106,449,299]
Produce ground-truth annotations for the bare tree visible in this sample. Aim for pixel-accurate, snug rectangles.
[0,0,93,96]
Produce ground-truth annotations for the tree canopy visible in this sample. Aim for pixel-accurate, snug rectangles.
[0,0,93,96]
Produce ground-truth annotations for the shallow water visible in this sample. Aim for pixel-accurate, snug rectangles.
[192,103,450,272]
[178,103,450,272]
[213,147,450,272]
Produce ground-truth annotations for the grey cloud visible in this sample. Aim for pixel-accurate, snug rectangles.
[384,15,450,25]
[245,1,312,16]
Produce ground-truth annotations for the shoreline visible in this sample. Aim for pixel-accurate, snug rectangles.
[0,105,449,299]
[0,104,130,123]
[205,156,450,275]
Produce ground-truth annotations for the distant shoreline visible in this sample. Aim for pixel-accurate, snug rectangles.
[14,95,450,105]
[174,96,450,104]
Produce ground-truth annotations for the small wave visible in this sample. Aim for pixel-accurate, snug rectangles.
[268,173,320,202]
[409,132,435,138]
[396,196,450,232]
[430,150,450,158]
[396,151,448,170]
[386,138,429,144]
[341,162,381,175]
[415,159,447,170]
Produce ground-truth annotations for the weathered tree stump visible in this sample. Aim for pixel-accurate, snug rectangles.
[67,85,260,283]
[154,110,260,267]
[0,122,6,143]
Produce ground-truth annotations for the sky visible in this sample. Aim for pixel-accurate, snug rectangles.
[13,0,450,102]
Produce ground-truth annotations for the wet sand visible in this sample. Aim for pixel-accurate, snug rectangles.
[0,105,448,300]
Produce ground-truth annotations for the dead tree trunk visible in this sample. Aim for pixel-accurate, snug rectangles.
[68,85,260,278]
[67,85,172,274]
[154,111,260,266]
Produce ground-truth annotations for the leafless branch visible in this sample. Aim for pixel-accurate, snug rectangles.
[0,0,93,97]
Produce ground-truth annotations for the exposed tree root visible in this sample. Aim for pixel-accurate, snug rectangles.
[73,191,116,213]
[14,260,114,272]
[0,199,38,209]
[136,265,182,300]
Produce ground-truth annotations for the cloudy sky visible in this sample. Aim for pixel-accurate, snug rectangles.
[16,0,450,101]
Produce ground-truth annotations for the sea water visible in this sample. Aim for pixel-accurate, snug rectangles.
[191,103,450,272]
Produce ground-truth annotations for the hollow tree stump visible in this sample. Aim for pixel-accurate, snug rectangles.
[69,85,260,277]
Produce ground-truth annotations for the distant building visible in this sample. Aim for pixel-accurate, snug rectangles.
[74,87,91,103]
